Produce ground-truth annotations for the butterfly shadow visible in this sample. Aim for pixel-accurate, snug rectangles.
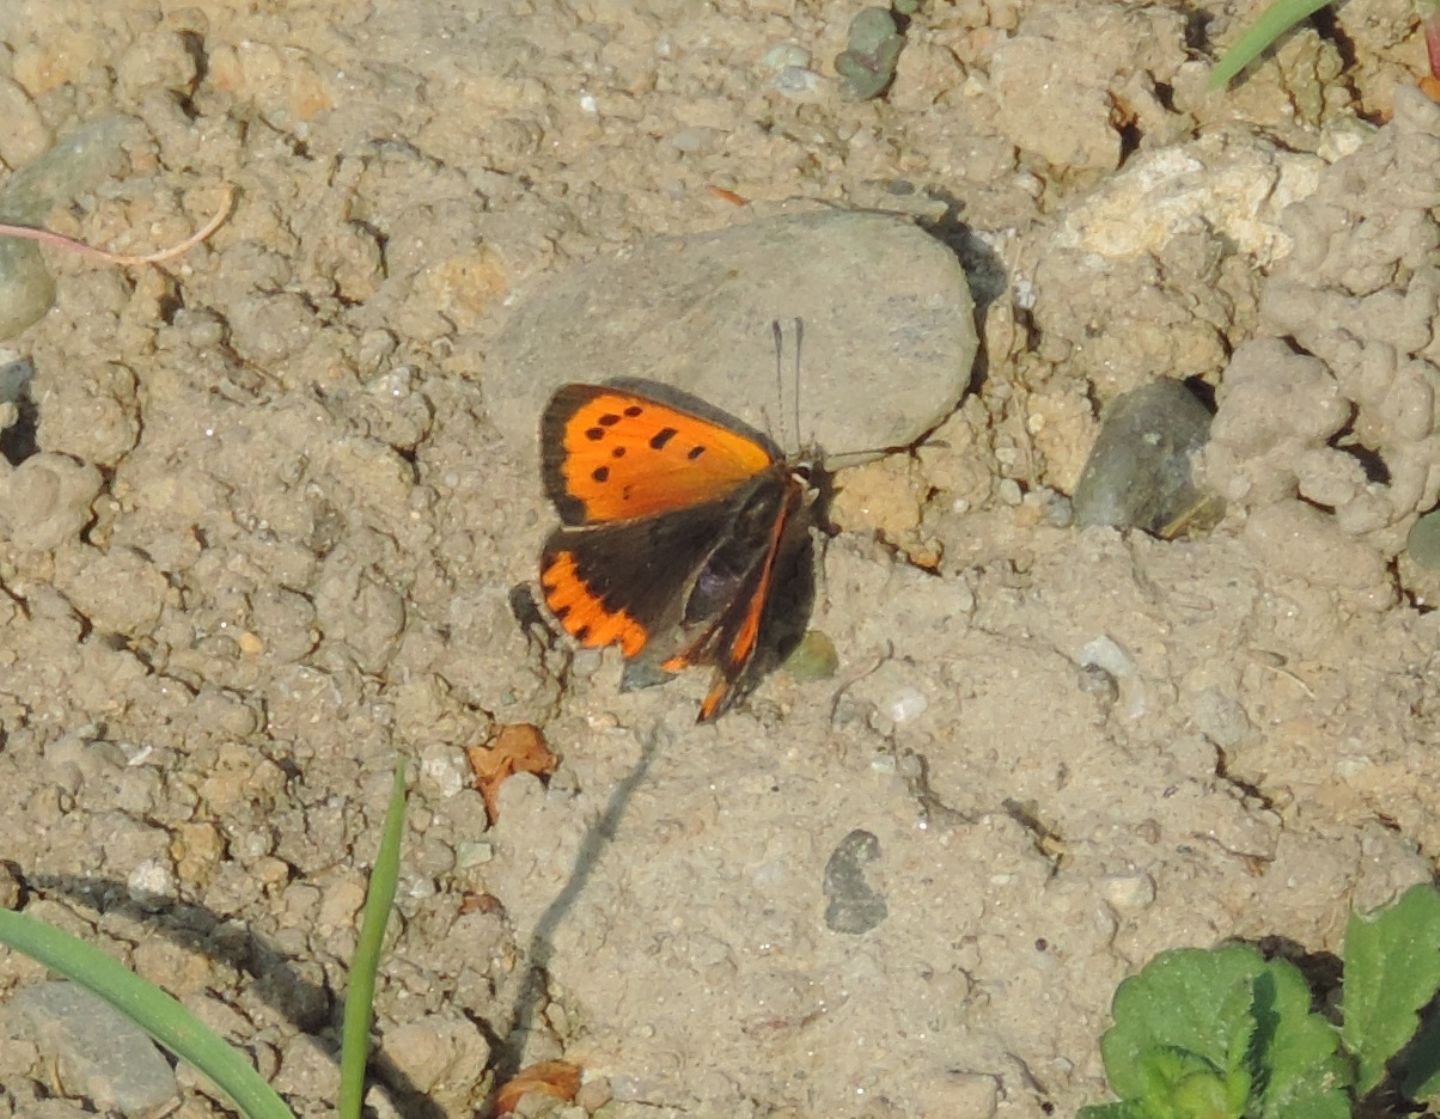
[497,469,834,1082]
[492,726,667,1088]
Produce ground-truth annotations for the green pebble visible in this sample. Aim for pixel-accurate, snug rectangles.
[848,7,900,55]
[0,115,138,341]
[784,629,839,682]
[0,243,54,340]
[1407,510,1440,570]
[836,7,905,101]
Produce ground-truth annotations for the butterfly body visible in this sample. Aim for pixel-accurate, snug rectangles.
[538,382,822,720]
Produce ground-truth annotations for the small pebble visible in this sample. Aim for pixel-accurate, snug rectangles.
[380,1016,492,1095]
[1406,510,1440,569]
[835,8,906,101]
[1099,872,1156,911]
[0,116,138,340]
[760,43,811,71]
[783,629,839,682]
[126,858,177,907]
[0,242,52,342]
[771,66,823,98]
[885,686,929,724]
[420,745,468,799]
[456,839,495,868]
[823,829,888,934]
[575,1076,613,1111]
[1073,379,1221,536]
[1078,636,1134,679]
[272,1032,341,1099]
[0,450,104,552]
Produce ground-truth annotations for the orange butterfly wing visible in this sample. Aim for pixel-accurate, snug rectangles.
[538,381,812,721]
[541,384,778,525]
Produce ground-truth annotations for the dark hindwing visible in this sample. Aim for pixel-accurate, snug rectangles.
[540,485,778,661]
[665,475,811,720]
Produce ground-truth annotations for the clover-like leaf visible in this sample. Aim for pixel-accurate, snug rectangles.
[1246,959,1350,1119]
[1089,944,1351,1119]
[1343,883,1440,1095]
[1099,945,1269,1099]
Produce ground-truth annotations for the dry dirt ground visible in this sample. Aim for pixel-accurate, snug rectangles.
[2,1,1440,1117]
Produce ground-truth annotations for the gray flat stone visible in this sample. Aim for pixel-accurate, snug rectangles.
[8,980,178,1115]
[487,210,976,469]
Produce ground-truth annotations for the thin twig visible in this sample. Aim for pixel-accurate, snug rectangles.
[0,184,234,266]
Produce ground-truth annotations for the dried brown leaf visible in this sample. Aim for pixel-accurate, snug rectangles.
[465,723,557,823]
[493,1059,581,1114]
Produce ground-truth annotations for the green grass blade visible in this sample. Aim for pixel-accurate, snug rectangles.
[1208,0,1334,89]
[0,907,294,1119]
[337,758,409,1119]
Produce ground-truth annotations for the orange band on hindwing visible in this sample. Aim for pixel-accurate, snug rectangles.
[540,549,648,657]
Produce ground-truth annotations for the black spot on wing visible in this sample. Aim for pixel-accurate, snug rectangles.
[541,384,614,524]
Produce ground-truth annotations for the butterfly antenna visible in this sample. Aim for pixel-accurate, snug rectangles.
[771,319,786,445]
[792,317,805,453]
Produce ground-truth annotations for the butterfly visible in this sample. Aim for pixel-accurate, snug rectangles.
[538,379,825,721]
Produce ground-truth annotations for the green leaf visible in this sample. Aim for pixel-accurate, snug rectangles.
[1099,945,1272,1100]
[1137,1046,1232,1118]
[1342,883,1440,1095]
[1207,0,1334,89]
[1078,1105,1150,1119]
[1092,944,1350,1119]
[337,758,409,1119]
[1246,960,1351,1119]
[1220,978,1258,1112]
[1400,1009,1440,1100]
[0,908,295,1119]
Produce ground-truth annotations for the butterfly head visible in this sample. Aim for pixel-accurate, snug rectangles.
[782,450,837,537]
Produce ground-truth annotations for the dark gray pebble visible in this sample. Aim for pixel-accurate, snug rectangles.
[1073,379,1222,536]
[823,828,888,935]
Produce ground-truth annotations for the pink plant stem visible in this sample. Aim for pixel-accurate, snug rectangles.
[1423,0,1440,80]
[0,185,233,266]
